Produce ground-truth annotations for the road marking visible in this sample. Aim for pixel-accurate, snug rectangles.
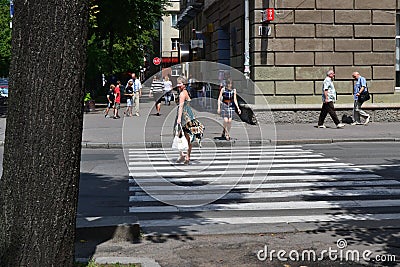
[128,145,400,231]
[129,199,400,213]
[130,188,400,202]
[138,213,400,227]
[128,167,364,177]
[129,180,400,192]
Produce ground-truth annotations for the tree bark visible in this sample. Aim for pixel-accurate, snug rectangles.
[0,0,89,266]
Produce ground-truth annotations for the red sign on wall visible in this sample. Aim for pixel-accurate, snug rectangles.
[266,8,274,21]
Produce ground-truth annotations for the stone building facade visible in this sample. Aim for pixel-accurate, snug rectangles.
[177,0,400,121]
[161,0,180,68]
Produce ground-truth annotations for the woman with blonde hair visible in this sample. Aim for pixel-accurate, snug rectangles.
[174,76,204,165]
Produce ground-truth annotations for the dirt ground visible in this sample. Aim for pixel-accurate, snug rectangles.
[75,229,400,267]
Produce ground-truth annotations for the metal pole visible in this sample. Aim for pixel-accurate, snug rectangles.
[244,0,250,79]
[159,20,163,74]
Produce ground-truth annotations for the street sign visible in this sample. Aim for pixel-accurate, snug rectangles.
[262,8,274,22]
[153,57,161,65]
[266,8,274,21]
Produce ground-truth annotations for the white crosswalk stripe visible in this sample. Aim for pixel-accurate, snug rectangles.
[128,145,400,234]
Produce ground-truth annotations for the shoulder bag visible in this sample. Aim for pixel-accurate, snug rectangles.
[172,124,188,151]
[358,90,370,103]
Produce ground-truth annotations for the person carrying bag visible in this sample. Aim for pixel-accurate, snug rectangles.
[172,124,189,152]
[173,76,204,165]
[351,71,371,125]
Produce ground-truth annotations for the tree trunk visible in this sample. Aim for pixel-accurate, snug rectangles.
[0,0,89,266]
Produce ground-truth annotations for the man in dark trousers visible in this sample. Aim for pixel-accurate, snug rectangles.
[317,70,345,129]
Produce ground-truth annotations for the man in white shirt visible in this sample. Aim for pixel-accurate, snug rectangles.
[317,70,345,129]
[163,75,173,105]
[126,73,142,116]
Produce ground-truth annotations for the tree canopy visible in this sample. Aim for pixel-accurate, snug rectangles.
[0,0,12,77]
[86,0,168,91]
[0,0,167,85]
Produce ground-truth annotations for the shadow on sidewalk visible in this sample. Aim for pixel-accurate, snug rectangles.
[75,170,202,259]
[297,158,400,265]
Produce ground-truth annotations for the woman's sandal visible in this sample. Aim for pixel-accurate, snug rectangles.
[176,156,185,163]
[183,156,190,165]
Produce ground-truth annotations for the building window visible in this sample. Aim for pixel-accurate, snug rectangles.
[171,14,178,27]
[171,38,179,51]
[171,65,181,76]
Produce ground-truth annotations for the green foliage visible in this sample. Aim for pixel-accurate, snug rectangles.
[75,259,140,267]
[0,0,167,88]
[0,0,12,77]
[86,0,168,92]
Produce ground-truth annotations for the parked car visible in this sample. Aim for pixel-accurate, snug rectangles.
[0,80,8,106]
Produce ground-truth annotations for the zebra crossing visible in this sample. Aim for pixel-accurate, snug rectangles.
[128,145,400,235]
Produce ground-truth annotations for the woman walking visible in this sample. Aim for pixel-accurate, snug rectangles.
[217,79,241,140]
[175,76,204,165]
[163,75,173,105]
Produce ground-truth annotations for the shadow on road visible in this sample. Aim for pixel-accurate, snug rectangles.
[298,158,400,266]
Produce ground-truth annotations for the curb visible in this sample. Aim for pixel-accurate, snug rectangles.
[76,215,139,228]
[75,257,161,267]
[76,223,141,241]
[75,218,400,240]
[76,216,141,242]
[81,138,400,149]
[276,137,399,145]
[2,138,396,148]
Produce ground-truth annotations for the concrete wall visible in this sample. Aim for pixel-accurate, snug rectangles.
[179,0,399,110]
[251,0,398,105]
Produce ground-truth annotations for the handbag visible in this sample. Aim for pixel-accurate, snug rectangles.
[172,124,188,151]
[358,90,370,103]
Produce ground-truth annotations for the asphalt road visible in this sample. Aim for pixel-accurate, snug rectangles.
[78,148,129,217]
[74,142,400,267]
[1,143,399,266]
[0,142,399,218]
[302,142,400,181]
[76,142,400,219]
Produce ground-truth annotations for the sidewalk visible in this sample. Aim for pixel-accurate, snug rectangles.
[82,95,400,148]
[0,95,398,146]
